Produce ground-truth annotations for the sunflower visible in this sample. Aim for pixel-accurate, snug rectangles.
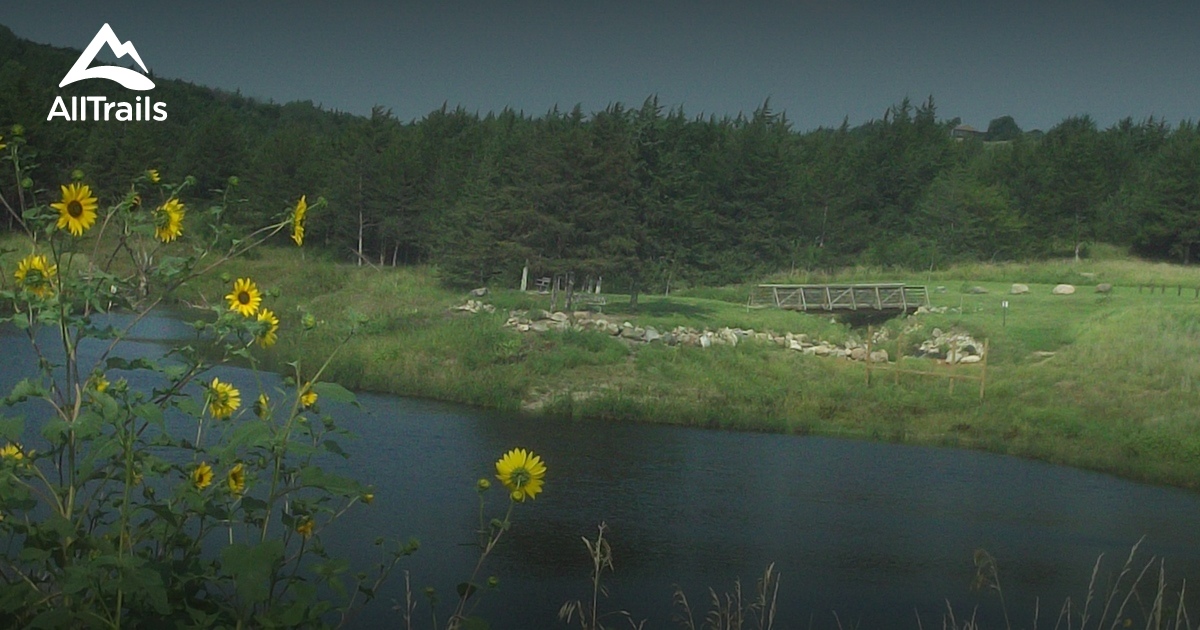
[154,198,185,243]
[225,278,262,317]
[227,463,246,495]
[255,393,271,420]
[147,169,160,183]
[256,308,279,348]
[51,183,99,236]
[291,195,307,246]
[299,384,318,408]
[296,518,315,539]
[495,448,547,501]
[91,374,110,393]
[13,254,57,298]
[0,135,6,151]
[300,382,318,409]
[192,462,214,489]
[207,377,241,419]
[0,443,26,460]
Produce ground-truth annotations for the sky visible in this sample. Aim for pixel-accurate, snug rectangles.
[2,0,1198,132]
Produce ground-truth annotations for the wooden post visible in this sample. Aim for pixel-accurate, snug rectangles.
[865,326,872,387]
[979,338,990,402]
[520,260,529,292]
[948,353,956,394]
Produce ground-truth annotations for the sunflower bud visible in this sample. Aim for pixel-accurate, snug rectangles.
[476,478,491,492]
[11,124,24,136]
[71,169,85,181]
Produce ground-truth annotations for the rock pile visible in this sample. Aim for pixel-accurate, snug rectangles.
[452,299,495,314]
[498,310,979,364]
[916,328,985,363]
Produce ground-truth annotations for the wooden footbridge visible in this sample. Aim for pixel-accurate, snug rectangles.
[749,283,929,314]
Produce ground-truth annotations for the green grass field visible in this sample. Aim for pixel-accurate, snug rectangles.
[7,236,1200,489]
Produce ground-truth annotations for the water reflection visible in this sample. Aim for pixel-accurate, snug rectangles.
[4,316,1200,628]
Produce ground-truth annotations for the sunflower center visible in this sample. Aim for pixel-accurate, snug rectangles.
[67,200,83,218]
[237,290,251,305]
[510,468,531,489]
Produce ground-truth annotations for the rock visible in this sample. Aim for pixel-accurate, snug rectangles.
[662,332,677,346]
[849,347,868,361]
[1096,283,1113,294]
[967,286,988,294]
[549,311,570,322]
[788,340,804,351]
[1010,283,1030,295]
[1052,284,1076,295]
[699,334,712,349]
[869,349,889,363]
[1031,351,1056,359]
[959,355,982,364]
[1078,272,1096,279]
[813,344,831,356]
[470,287,489,297]
[932,328,943,338]
[620,326,644,341]
[530,321,550,333]
[644,327,662,343]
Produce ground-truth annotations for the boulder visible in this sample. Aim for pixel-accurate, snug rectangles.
[530,321,550,333]
[643,327,662,343]
[469,287,489,297]
[1010,283,1030,295]
[849,347,868,361]
[1052,284,1076,295]
[549,311,570,322]
[788,340,804,352]
[869,349,889,363]
[699,334,712,349]
[1096,283,1113,294]
[959,355,982,364]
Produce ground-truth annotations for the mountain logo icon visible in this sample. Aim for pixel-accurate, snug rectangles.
[59,23,155,91]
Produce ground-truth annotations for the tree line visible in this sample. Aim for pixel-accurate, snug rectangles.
[3,24,1199,296]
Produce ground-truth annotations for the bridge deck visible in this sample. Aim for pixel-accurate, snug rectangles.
[749,283,929,313]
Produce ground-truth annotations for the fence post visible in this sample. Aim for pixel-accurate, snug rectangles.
[865,326,872,387]
[979,339,989,402]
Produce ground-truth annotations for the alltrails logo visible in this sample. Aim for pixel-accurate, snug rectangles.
[47,23,168,121]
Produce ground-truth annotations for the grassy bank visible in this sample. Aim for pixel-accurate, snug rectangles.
[8,236,1200,490]
[175,245,1200,491]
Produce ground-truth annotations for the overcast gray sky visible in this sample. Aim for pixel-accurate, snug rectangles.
[2,0,1198,131]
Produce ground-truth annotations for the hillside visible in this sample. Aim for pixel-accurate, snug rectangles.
[4,23,1200,299]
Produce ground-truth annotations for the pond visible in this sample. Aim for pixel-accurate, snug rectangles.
[4,312,1200,628]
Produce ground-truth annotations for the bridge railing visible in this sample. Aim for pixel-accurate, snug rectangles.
[749,283,929,312]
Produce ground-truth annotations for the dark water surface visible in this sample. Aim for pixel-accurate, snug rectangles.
[4,313,1200,629]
